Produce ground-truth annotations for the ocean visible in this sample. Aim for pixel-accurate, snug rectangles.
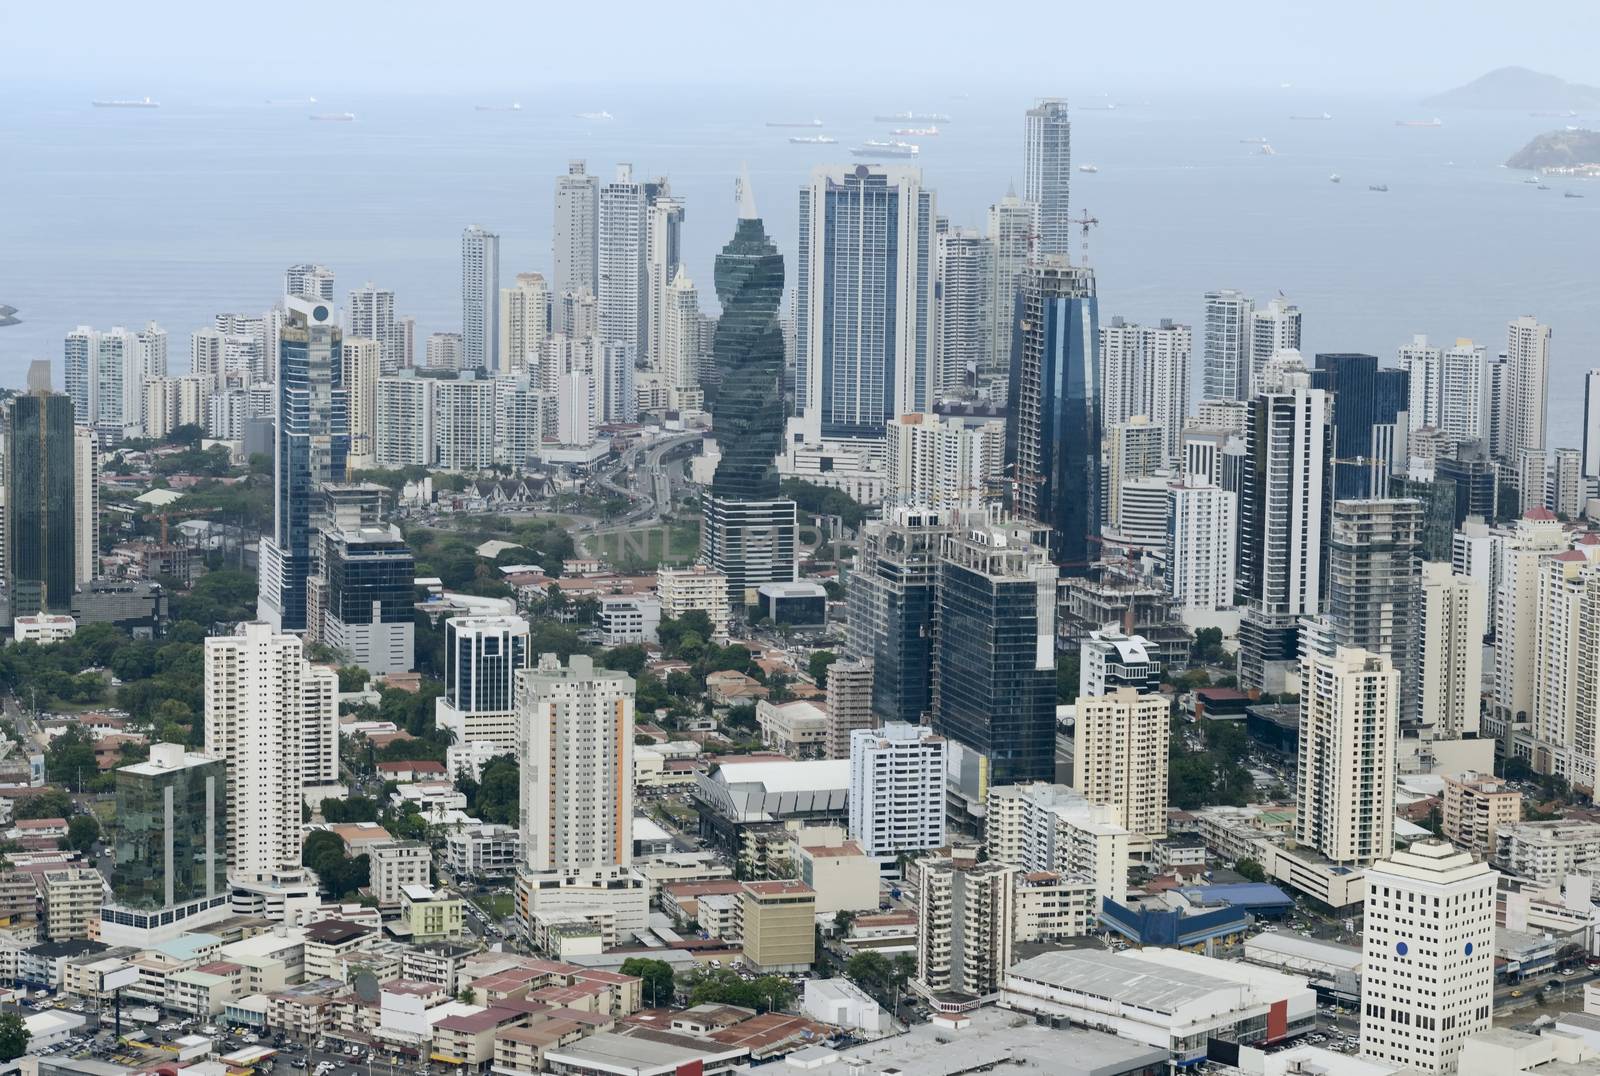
[1,83,1595,443]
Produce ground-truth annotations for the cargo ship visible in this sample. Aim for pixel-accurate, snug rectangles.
[873,111,949,123]
[92,97,158,108]
[310,112,356,122]
[788,135,837,144]
[476,103,522,112]
[893,126,939,136]
[1290,111,1333,121]
[1395,118,1442,128]
[767,119,823,128]
[851,140,919,158]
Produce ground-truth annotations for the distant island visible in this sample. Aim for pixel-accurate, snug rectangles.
[1506,129,1600,170]
[1425,66,1600,110]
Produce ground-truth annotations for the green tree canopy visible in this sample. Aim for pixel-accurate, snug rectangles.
[65,814,100,853]
[619,958,675,1007]
[0,1011,30,1061]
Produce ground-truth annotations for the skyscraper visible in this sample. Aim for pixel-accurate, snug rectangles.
[661,267,706,401]
[1397,334,1442,431]
[645,188,685,373]
[553,160,599,298]
[1438,339,1489,444]
[342,337,379,467]
[1098,317,1191,461]
[986,187,1031,375]
[258,296,348,633]
[846,506,951,725]
[285,264,334,302]
[499,272,548,376]
[347,282,402,374]
[1201,289,1253,402]
[795,164,935,441]
[1247,296,1301,397]
[932,515,1059,785]
[1360,841,1496,1074]
[1073,687,1170,844]
[73,427,98,587]
[1166,478,1237,614]
[1313,352,1409,500]
[848,723,946,858]
[436,615,529,754]
[1024,98,1071,257]
[935,227,992,398]
[597,165,648,364]
[1584,370,1600,480]
[516,653,634,872]
[313,485,416,676]
[703,169,797,604]
[1295,647,1398,867]
[1504,314,1551,466]
[461,225,501,371]
[64,325,143,442]
[5,391,77,616]
[1418,560,1486,738]
[1005,258,1100,572]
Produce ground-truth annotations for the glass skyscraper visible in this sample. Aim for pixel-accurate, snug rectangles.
[1024,98,1072,257]
[846,507,952,724]
[1005,258,1101,574]
[5,391,76,615]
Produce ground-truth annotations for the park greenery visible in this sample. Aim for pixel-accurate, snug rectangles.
[681,967,797,1014]
[1168,715,1256,811]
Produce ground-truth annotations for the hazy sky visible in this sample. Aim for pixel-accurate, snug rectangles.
[6,1,1595,95]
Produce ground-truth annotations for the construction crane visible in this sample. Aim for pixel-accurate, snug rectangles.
[1070,210,1100,265]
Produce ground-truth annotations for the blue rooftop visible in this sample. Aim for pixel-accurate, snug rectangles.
[153,932,222,960]
[1176,883,1294,909]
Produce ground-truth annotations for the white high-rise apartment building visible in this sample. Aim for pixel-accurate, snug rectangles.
[598,164,648,363]
[492,374,541,471]
[461,225,500,372]
[1584,369,1600,479]
[342,337,379,467]
[1099,317,1192,460]
[1360,840,1496,1074]
[1493,510,1566,733]
[347,283,402,374]
[986,188,1031,373]
[885,409,1006,510]
[553,160,599,298]
[137,321,168,379]
[661,267,704,398]
[913,848,1016,1003]
[74,427,98,585]
[208,388,246,442]
[1201,289,1253,402]
[645,190,684,373]
[1166,478,1237,613]
[425,331,463,372]
[204,623,338,881]
[432,376,496,471]
[655,565,731,643]
[1438,340,1489,445]
[499,272,548,375]
[1103,416,1165,529]
[1531,547,1597,781]
[935,227,992,398]
[983,782,1130,912]
[847,723,946,858]
[556,371,595,446]
[795,164,935,443]
[436,615,529,754]
[1023,98,1071,257]
[1296,647,1398,867]
[1247,296,1301,398]
[1504,315,1551,463]
[597,341,636,425]
[65,326,144,440]
[1397,334,1442,432]
[285,264,334,302]
[189,328,226,392]
[1418,561,1486,738]
[1552,447,1583,519]
[516,653,634,872]
[1072,687,1169,843]
[374,375,434,468]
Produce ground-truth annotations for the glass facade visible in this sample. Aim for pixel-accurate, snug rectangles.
[327,533,415,625]
[846,510,950,724]
[109,755,227,910]
[708,211,786,502]
[5,393,76,615]
[446,620,527,713]
[1313,354,1408,501]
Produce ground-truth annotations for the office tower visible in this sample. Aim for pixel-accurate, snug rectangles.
[137,321,169,379]
[645,188,684,373]
[1237,352,1327,691]
[661,267,705,402]
[1313,352,1408,500]
[342,337,379,467]
[1073,687,1169,842]
[73,427,97,586]
[432,375,496,470]
[499,272,548,375]
[848,723,946,858]
[886,407,1006,510]
[1295,647,1398,867]
[1360,841,1495,1074]
[553,160,600,298]
[935,227,992,398]
[1103,416,1164,531]
[1305,499,1424,727]
[461,225,501,371]
[703,170,797,604]
[1418,561,1486,738]
[597,164,648,364]
[1166,478,1237,613]
[516,653,634,871]
[1023,98,1071,256]
[1078,628,1162,696]
[1435,440,1499,526]
[1504,315,1551,466]
[258,297,348,633]
[1247,296,1301,397]
[986,187,1032,374]
[846,506,951,724]
[314,489,415,676]
[932,516,1058,785]
[1552,447,1583,518]
[1099,317,1191,460]
[1397,334,1442,431]
[795,164,936,439]
[102,743,229,943]
[824,658,874,759]
[204,623,337,881]
[4,391,77,616]
[913,848,1017,1002]
[436,615,529,754]
[493,374,542,470]
[1005,258,1100,572]
[1585,371,1600,479]
[347,282,402,374]
[285,263,335,301]
[1438,340,1489,444]
[1201,289,1253,401]
[426,331,464,371]
[375,374,434,467]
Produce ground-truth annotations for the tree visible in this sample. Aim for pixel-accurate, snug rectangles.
[474,756,520,825]
[458,987,477,1005]
[620,958,676,1007]
[15,787,72,821]
[685,968,796,1014]
[1191,627,1226,665]
[321,796,381,824]
[337,666,370,693]
[807,650,838,690]
[1234,858,1267,883]
[46,726,97,792]
[846,952,891,991]
[1056,653,1080,704]
[600,645,649,678]
[0,1011,29,1062]
[66,814,100,853]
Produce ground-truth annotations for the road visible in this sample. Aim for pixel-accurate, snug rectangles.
[588,432,702,535]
